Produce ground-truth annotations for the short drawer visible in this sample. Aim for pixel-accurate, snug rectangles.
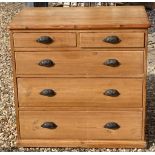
[15,51,144,77]
[19,111,142,140]
[17,78,142,108]
[80,32,144,48]
[13,33,76,48]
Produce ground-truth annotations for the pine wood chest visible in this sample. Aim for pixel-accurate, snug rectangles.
[9,6,150,148]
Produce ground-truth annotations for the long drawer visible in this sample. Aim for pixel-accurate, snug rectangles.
[19,110,142,140]
[17,78,142,108]
[15,51,144,77]
[80,32,144,48]
[13,33,76,48]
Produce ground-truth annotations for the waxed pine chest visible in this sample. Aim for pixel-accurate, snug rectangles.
[9,6,150,148]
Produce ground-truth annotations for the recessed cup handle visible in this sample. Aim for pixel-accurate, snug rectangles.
[103,36,121,44]
[103,59,120,67]
[40,89,56,97]
[104,89,120,97]
[38,59,55,67]
[104,122,120,130]
[36,36,54,44]
[41,122,57,129]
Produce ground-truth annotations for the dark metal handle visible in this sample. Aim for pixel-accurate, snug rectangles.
[103,36,121,44]
[104,59,120,67]
[38,59,55,67]
[36,36,54,44]
[104,89,120,97]
[41,122,57,129]
[104,122,120,130]
[40,89,56,97]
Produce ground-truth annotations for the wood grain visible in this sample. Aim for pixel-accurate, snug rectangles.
[18,107,143,111]
[9,6,149,148]
[19,110,142,140]
[9,7,150,30]
[12,30,147,51]
[13,32,76,48]
[15,51,144,77]
[141,30,148,140]
[17,139,146,148]
[17,78,143,108]
[80,32,144,48]
[9,31,21,139]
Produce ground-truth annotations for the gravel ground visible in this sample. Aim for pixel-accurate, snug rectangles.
[0,3,155,152]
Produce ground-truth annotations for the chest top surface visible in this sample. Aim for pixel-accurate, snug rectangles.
[9,6,150,30]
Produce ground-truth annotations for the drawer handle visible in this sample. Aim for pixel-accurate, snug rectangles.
[36,36,54,44]
[104,89,120,97]
[38,59,55,67]
[104,59,120,67]
[41,122,57,129]
[104,122,120,130]
[40,89,56,97]
[103,36,121,44]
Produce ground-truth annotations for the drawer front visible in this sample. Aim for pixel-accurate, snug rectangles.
[19,111,142,140]
[13,33,76,48]
[18,78,142,108]
[80,32,144,48]
[15,51,144,77]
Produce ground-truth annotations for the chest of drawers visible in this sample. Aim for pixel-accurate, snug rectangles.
[9,6,150,148]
